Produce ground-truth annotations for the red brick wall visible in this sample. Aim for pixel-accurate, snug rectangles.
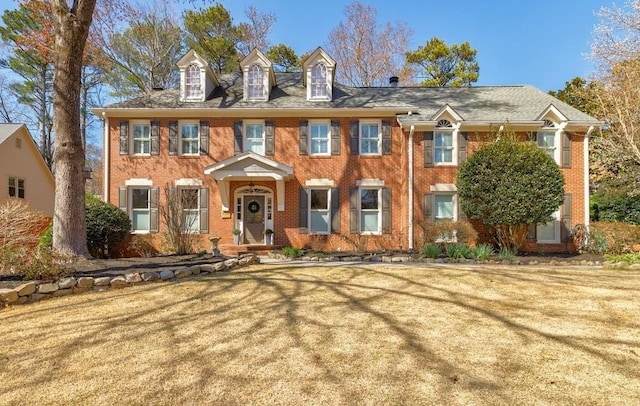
[108,118,587,254]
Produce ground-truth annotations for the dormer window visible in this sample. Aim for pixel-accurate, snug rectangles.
[248,64,264,100]
[185,64,201,99]
[311,63,327,99]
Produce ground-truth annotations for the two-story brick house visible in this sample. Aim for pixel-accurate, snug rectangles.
[94,47,600,254]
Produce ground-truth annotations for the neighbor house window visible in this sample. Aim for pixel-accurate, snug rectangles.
[131,188,151,232]
[310,121,330,155]
[537,210,560,243]
[434,120,455,164]
[360,188,380,233]
[131,122,151,155]
[360,121,380,155]
[181,188,200,233]
[8,177,24,199]
[245,121,265,155]
[311,63,327,99]
[180,122,200,155]
[247,64,264,100]
[185,64,201,99]
[309,188,330,234]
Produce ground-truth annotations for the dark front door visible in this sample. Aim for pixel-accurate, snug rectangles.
[244,196,265,244]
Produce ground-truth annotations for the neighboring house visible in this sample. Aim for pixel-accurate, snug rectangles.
[0,123,55,217]
[94,47,601,253]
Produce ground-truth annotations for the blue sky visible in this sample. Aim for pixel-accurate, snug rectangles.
[218,0,610,92]
[0,0,611,92]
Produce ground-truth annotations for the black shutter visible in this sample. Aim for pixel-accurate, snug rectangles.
[424,193,433,220]
[234,121,243,154]
[199,187,209,233]
[561,194,572,242]
[299,120,308,155]
[561,132,571,168]
[119,121,129,155]
[150,120,160,155]
[424,131,434,167]
[382,187,391,233]
[382,120,391,155]
[458,132,467,165]
[349,187,359,233]
[299,187,308,233]
[331,187,340,233]
[118,187,128,212]
[331,120,341,155]
[265,121,275,156]
[457,195,467,222]
[200,121,210,155]
[169,121,178,155]
[527,224,537,242]
[150,187,159,233]
[349,120,359,155]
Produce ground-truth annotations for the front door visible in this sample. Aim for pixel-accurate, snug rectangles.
[243,195,265,244]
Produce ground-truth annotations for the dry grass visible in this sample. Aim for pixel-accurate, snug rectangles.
[1,263,639,405]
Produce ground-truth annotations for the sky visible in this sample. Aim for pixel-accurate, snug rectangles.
[0,0,613,93]
[216,0,610,92]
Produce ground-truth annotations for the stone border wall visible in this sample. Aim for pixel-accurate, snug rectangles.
[0,255,259,306]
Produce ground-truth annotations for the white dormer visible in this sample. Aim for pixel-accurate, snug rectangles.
[302,47,336,101]
[240,49,276,101]
[176,49,218,102]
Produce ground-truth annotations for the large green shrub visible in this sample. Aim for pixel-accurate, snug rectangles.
[591,189,640,225]
[457,134,565,252]
[40,195,131,258]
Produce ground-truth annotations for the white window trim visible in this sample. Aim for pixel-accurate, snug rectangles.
[433,193,458,243]
[179,120,200,156]
[310,63,329,101]
[244,120,266,154]
[537,127,561,164]
[180,187,200,234]
[247,64,266,101]
[130,120,151,156]
[309,120,331,156]
[308,188,331,235]
[185,63,202,100]
[130,187,151,234]
[434,129,458,166]
[359,120,382,156]
[536,210,561,244]
[359,187,382,235]
[8,176,25,199]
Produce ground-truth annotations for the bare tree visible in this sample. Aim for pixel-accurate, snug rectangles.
[160,186,200,255]
[327,1,412,87]
[236,5,276,56]
[591,0,640,73]
[51,0,96,257]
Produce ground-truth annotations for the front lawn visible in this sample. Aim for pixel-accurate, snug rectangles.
[1,263,639,405]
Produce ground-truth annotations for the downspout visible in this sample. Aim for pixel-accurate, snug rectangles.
[102,112,109,202]
[584,126,594,227]
[408,124,415,251]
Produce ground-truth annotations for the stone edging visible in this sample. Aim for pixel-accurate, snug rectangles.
[0,254,259,307]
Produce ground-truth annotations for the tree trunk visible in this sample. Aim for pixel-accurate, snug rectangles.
[51,0,97,258]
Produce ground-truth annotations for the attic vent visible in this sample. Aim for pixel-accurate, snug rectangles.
[15,138,22,148]
[389,76,399,87]
[543,119,555,128]
[436,119,453,128]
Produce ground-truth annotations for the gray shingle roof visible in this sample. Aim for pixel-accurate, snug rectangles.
[103,72,599,124]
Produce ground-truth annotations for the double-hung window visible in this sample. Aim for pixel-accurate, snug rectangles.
[181,188,200,233]
[309,189,330,234]
[434,131,454,164]
[360,188,380,233]
[185,64,201,99]
[310,121,330,155]
[131,188,151,233]
[434,194,455,222]
[311,63,327,99]
[8,177,24,199]
[180,122,200,155]
[132,122,151,155]
[537,122,558,162]
[245,121,265,155]
[248,64,264,100]
[537,210,560,243]
[360,121,380,155]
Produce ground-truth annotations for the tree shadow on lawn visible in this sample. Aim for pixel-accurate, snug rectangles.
[2,264,639,404]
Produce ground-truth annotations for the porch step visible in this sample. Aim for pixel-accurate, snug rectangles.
[220,244,281,257]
